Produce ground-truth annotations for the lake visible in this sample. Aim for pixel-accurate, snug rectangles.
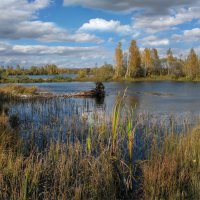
[1,81,200,156]
[16,81,200,114]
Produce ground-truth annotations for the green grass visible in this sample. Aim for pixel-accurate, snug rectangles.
[113,75,200,82]
[0,76,72,83]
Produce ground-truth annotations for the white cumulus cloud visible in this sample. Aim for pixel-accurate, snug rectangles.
[141,36,169,47]
[0,42,110,67]
[79,18,132,35]
[172,28,200,42]
[0,0,101,43]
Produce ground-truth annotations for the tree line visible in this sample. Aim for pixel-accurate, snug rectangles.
[0,63,114,81]
[1,41,200,81]
[0,64,77,76]
[115,40,200,79]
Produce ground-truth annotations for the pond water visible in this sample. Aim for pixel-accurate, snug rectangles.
[2,81,200,156]
[17,81,200,115]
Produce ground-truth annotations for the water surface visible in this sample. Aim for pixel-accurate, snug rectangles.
[18,81,200,115]
[2,81,200,154]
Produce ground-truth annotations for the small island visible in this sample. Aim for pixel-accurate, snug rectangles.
[0,82,105,100]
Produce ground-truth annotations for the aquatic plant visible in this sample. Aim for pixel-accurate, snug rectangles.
[0,95,199,199]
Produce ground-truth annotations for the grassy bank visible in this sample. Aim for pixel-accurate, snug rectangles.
[2,75,200,83]
[0,85,40,99]
[0,76,72,84]
[112,75,200,82]
[0,96,199,199]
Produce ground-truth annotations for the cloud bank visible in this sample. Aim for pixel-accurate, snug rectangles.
[0,0,101,43]
[64,0,199,14]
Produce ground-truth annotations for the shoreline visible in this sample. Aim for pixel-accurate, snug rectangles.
[1,76,200,83]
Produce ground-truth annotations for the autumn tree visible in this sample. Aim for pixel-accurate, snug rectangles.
[115,42,124,77]
[46,64,58,74]
[142,48,153,76]
[78,69,87,78]
[185,48,199,78]
[6,66,15,76]
[0,69,2,80]
[151,48,161,75]
[123,52,128,71]
[126,40,141,78]
[166,48,175,75]
[91,64,114,78]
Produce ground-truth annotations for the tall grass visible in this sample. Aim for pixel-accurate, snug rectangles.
[0,94,199,199]
[0,85,39,99]
[141,126,200,199]
[0,84,38,94]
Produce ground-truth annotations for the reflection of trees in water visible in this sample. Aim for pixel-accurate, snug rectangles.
[114,94,140,112]
[82,96,105,112]
[0,98,21,148]
[125,95,140,109]
[95,96,105,106]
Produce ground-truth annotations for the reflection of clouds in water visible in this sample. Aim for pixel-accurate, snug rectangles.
[82,110,110,125]
[3,81,200,138]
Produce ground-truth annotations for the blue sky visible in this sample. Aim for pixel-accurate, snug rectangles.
[0,0,200,68]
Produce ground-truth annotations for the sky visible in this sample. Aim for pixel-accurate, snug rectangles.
[0,0,200,68]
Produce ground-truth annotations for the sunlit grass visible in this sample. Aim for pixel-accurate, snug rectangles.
[0,94,199,199]
[0,85,39,98]
[141,126,200,199]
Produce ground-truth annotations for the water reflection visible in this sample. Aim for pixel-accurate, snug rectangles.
[125,95,140,109]
[1,81,200,141]
[1,83,200,160]
[95,96,105,105]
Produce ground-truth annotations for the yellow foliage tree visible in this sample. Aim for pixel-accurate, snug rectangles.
[150,48,161,75]
[126,40,141,78]
[166,48,175,75]
[185,48,199,78]
[115,42,124,77]
[143,48,153,76]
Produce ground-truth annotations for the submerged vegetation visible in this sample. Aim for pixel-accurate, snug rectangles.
[0,93,199,199]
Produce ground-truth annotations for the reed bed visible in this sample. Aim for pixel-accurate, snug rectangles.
[0,85,38,95]
[141,126,200,199]
[0,85,39,100]
[0,94,199,199]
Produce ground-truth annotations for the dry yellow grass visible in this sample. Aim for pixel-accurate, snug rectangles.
[0,112,8,127]
[0,85,38,97]
[0,94,199,199]
[141,126,200,199]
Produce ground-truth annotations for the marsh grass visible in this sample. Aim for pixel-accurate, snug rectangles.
[0,85,39,99]
[0,94,199,199]
[141,126,200,199]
